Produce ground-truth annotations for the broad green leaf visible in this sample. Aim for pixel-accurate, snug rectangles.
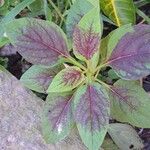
[106,24,150,80]
[66,0,93,39]
[0,0,35,39]
[73,82,110,150]
[42,92,74,143]
[100,24,134,63]
[73,7,102,68]
[100,0,136,26]
[108,123,144,150]
[47,67,85,93]
[108,69,119,80]
[28,0,44,13]
[102,137,119,150]
[21,65,63,93]
[88,0,99,7]
[78,7,102,35]
[5,18,69,66]
[109,80,150,128]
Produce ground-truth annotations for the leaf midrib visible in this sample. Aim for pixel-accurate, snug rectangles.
[107,52,150,64]
[111,0,121,26]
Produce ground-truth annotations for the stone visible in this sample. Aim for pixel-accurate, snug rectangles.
[0,69,86,150]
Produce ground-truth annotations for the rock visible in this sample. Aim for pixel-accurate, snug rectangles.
[0,69,86,150]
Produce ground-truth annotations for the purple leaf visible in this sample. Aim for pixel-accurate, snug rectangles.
[107,24,150,80]
[73,82,110,150]
[109,85,138,111]
[73,26,100,60]
[5,18,70,66]
[42,92,74,143]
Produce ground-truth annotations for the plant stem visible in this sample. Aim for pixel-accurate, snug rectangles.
[65,57,87,71]
[95,78,110,88]
[136,8,150,24]
[135,0,150,8]
[48,0,64,22]
[59,0,69,27]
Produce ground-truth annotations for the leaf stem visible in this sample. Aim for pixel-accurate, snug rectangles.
[65,57,87,71]
[136,8,150,24]
[59,0,69,27]
[95,62,109,78]
[48,0,64,22]
[95,78,110,89]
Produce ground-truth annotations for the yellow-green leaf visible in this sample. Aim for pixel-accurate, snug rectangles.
[100,0,136,26]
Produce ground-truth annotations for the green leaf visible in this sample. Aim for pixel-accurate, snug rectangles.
[28,0,44,13]
[108,69,119,80]
[109,80,150,128]
[66,0,93,39]
[21,65,63,93]
[100,0,136,26]
[100,24,134,63]
[102,137,119,150]
[42,92,74,143]
[87,0,99,7]
[0,0,35,39]
[0,0,9,16]
[78,7,102,36]
[0,37,10,47]
[73,82,110,150]
[108,123,144,150]
[47,67,85,93]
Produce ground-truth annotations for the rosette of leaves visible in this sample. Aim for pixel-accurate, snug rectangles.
[5,2,150,150]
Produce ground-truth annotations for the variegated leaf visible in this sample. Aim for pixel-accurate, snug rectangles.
[100,0,136,26]
[66,0,93,39]
[109,80,150,128]
[47,66,85,93]
[42,92,74,143]
[5,18,69,66]
[107,24,150,80]
[21,65,63,93]
[73,82,110,150]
